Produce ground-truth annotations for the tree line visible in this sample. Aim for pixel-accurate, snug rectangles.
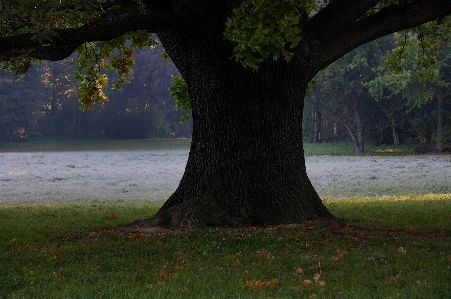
[1,34,449,154]
[0,45,192,142]
[304,32,451,153]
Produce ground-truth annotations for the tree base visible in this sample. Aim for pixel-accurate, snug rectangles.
[125,192,337,232]
[125,211,344,234]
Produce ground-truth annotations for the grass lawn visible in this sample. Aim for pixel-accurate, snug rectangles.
[302,142,415,156]
[1,195,450,299]
[0,138,192,153]
[1,139,450,298]
[0,138,417,156]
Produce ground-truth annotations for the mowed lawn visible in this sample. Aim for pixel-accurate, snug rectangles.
[0,139,450,298]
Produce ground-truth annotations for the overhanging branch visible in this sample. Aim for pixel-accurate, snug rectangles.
[0,9,183,61]
[308,0,379,39]
[308,0,451,77]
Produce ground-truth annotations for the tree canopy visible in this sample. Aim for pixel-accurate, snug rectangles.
[1,0,450,103]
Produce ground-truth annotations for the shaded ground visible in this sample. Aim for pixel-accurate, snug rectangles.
[1,149,450,204]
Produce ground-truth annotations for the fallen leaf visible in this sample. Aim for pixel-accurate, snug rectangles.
[106,212,117,219]
[385,277,396,285]
[256,249,273,259]
[397,247,407,254]
[254,280,263,291]
[314,273,321,282]
[332,249,346,261]
[245,279,279,291]
[293,267,303,277]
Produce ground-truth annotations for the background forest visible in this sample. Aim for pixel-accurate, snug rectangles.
[1,34,450,153]
[0,44,192,141]
[304,33,451,153]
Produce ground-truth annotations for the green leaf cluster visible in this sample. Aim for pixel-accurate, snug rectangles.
[224,0,314,69]
[386,18,451,82]
[365,62,412,101]
[0,1,157,110]
[0,0,108,38]
[1,56,36,75]
[74,63,109,110]
[74,31,157,110]
[168,75,191,123]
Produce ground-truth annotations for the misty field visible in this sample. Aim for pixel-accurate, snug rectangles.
[1,140,450,204]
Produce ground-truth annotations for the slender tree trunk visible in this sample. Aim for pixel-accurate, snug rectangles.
[307,97,362,153]
[49,68,59,137]
[436,86,445,153]
[50,74,58,118]
[351,91,364,153]
[313,111,322,143]
[334,123,339,137]
[392,116,401,145]
[142,29,334,229]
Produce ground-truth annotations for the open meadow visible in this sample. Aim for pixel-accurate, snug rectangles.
[1,139,450,204]
[0,139,450,298]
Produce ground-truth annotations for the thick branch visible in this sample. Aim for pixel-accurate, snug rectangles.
[308,0,451,77]
[308,0,379,39]
[0,9,183,61]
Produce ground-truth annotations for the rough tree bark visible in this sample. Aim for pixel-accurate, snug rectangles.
[145,26,334,228]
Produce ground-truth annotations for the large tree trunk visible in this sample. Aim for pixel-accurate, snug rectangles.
[142,28,334,229]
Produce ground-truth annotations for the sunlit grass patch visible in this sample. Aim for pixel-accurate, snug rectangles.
[303,142,421,156]
[323,193,451,203]
[370,145,412,155]
[324,193,451,230]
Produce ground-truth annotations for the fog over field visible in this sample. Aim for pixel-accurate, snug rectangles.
[1,149,450,204]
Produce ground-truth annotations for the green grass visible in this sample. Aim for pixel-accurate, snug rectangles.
[0,138,192,152]
[303,142,415,156]
[1,195,450,299]
[1,138,421,156]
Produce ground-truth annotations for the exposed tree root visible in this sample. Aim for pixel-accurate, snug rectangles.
[123,198,342,234]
